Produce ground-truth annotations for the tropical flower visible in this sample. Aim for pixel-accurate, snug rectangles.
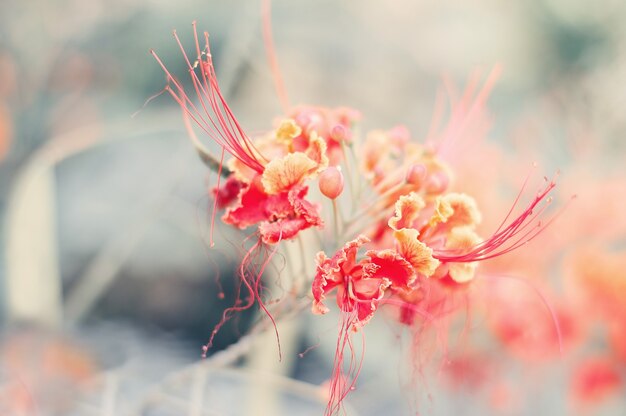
[153,20,560,415]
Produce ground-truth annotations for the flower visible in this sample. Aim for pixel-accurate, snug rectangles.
[224,179,323,244]
[154,21,561,415]
[312,236,415,329]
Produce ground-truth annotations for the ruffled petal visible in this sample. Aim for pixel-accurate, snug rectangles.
[275,119,302,146]
[444,227,481,283]
[366,249,416,291]
[289,186,324,227]
[259,218,308,244]
[394,228,440,277]
[305,132,329,172]
[388,192,426,231]
[349,277,391,328]
[261,152,318,195]
[222,179,270,228]
[429,193,481,229]
[336,235,370,275]
[312,252,342,315]
[212,176,244,210]
[429,195,455,227]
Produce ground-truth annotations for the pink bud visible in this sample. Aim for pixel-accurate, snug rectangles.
[330,124,349,142]
[388,125,410,147]
[425,171,449,194]
[319,167,344,199]
[405,163,427,185]
[295,113,311,129]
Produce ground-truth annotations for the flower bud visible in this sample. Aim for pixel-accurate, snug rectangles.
[319,167,344,199]
[330,125,349,142]
[388,125,410,147]
[425,171,449,194]
[405,163,427,186]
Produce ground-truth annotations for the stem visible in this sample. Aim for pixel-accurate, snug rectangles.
[340,140,357,210]
[332,198,341,241]
[344,181,405,227]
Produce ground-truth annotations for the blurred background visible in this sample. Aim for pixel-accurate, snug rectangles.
[0,0,625,414]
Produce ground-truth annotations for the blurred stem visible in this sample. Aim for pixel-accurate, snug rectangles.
[332,198,341,240]
[65,144,193,323]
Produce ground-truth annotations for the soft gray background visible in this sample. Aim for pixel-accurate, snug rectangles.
[1,0,625,414]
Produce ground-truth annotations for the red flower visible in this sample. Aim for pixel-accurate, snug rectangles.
[288,105,360,166]
[570,357,622,405]
[212,176,244,209]
[312,236,415,329]
[223,176,322,244]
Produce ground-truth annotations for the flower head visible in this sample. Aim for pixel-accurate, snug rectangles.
[154,21,562,415]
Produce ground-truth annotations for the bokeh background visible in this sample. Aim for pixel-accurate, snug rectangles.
[1,0,625,414]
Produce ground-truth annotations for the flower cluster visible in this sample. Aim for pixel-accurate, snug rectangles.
[153,23,558,415]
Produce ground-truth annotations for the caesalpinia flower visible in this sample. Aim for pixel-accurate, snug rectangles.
[312,235,415,328]
[313,153,556,413]
[153,19,560,415]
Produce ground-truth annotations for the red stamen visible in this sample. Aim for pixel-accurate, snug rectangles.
[434,176,557,263]
[152,25,266,174]
[262,0,290,112]
[325,311,365,416]
[209,148,226,247]
[201,233,283,360]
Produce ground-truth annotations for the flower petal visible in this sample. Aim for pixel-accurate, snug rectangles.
[394,228,440,277]
[348,277,391,328]
[366,249,416,291]
[275,119,302,146]
[213,176,244,209]
[289,186,324,227]
[388,192,426,231]
[305,132,329,171]
[429,195,455,227]
[259,218,309,244]
[445,227,481,283]
[312,252,341,315]
[261,152,318,195]
[223,179,270,228]
[429,193,481,229]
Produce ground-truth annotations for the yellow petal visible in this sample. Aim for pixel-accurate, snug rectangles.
[261,152,318,194]
[429,195,454,227]
[305,132,329,172]
[446,227,481,283]
[448,262,478,283]
[275,119,302,146]
[429,193,481,229]
[394,228,440,277]
[388,192,426,231]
